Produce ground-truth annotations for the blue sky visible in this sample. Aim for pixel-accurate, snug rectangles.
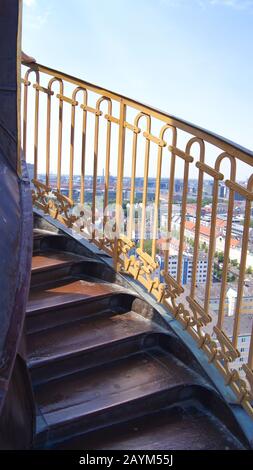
[22,0,253,178]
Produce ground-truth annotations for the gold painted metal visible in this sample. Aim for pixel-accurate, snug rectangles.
[49,77,64,192]
[124,121,141,133]
[163,127,177,274]
[104,114,119,125]
[189,139,205,304]
[56,93,78,106]
[33,84,54,96]
[22,62,253,420]
[91,97,107,241]
[114,100,126,269]
[217,154,236,330]
[45,80,53,186]
[68,88,86,200]
[21,62,253,163]
[32,179,77,227]
[226,180,253,201]
[22,75,31,158]
[203,159,224,316]
[125,247,159,294]
[168,145,193,163]
[22,69,40,175]
[76,88,88,205]
[195,161,223,180]
[139,113,151,253]
[80,103,103,116]
[102,99,113,236]
[143,131,166,147]
[152,124,173,260]
[177,140,191,284]
[232,175,253,348]
[33,73,40,179]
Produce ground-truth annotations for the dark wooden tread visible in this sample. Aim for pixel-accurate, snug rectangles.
[27,278,128,315]
[34,348,203,444]
[27,311,159,369]
[30,250,111,287]
[32,251,85,273]
[33,230,64,253]
[54,401,244,450]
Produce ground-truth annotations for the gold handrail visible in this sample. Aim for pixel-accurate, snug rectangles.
[21,61,253,419]
[22,62,253,164]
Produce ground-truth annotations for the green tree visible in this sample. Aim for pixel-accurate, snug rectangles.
[218,252,224,263]
[231,259,238,267]
[142,239,153,256]
[246,266,253,275]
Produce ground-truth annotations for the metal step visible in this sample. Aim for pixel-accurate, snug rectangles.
[33,348,204,447]
[53,400,244,450]
[27,311,161,385]
[31,251,108,287]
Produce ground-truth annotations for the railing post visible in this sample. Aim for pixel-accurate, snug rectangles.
[114,99,126,270]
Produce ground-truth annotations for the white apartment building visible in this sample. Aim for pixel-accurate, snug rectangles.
[165,253,208,285]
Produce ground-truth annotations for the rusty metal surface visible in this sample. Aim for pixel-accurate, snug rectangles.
[31,251,84,272]
[27,278,128,313]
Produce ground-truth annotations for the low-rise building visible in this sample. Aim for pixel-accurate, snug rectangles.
[156,244,208,286]
[195,283,253,371]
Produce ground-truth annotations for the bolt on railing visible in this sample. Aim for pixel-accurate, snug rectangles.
[21,62,253,418]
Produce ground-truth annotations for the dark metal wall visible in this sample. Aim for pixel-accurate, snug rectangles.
[0,0,19,170]
[0,0,34,447]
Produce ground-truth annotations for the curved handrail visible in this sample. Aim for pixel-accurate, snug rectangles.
[22,61,253,166]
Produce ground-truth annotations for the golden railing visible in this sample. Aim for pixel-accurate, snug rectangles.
[21,62,253,418]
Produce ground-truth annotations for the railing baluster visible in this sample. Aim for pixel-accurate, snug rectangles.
[103,100,112,233]
[128,115,142,240]
[114,100,126,269]
[56,81,64,192]
[78,89,88,205]
[217,155,236,330]
[151,125,169,260]
[151,145,162,260]
[22,76,30,159]
[190,139,205,300]
[177,142,191,284]
[22,70,40,176]
[164,128,177,274]
[140,116,151,252]
[203,166,223,315]
[232,176,253,348]
[128,130,138,240]
[247,324,253,370]
[45,83,52,186]
[69,94,78,200]
[33,75,40,180]
[92,99,103,241]
[69,107,75,200]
